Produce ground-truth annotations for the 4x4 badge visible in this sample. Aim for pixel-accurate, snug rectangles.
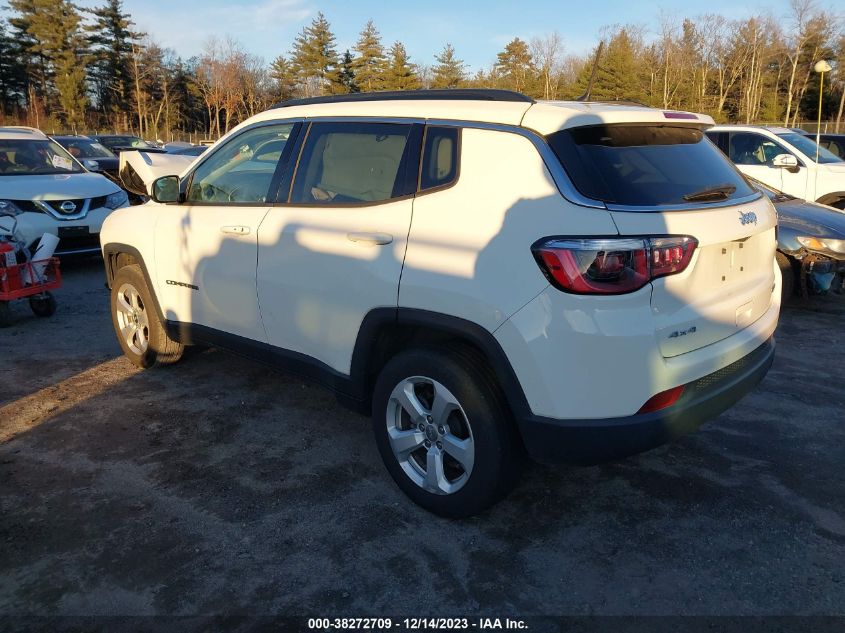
[739,210,758,226]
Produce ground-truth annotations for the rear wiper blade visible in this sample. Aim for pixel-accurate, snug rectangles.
[683,184,736,202]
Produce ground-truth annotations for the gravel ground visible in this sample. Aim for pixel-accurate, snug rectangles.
[1,258,844,619]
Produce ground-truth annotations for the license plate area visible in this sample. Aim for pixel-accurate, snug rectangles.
[57,226,90,238]
[716,238,750,285]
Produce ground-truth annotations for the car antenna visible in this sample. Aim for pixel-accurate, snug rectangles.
[576,40,605,102]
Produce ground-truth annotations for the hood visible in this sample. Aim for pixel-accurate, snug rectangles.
[119,150,196,196]
[86,156,119,171]
[774,197,845,238]
[1,172,120,201]
[822,161,845,174]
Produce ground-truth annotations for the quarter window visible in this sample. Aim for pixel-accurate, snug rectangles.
[420,127,459,191]
[290,122,414,204]
[187,123,294,204]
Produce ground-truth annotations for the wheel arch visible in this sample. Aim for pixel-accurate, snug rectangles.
[102,242,168,327]
[815,192,845,209]
[350,308,532,419]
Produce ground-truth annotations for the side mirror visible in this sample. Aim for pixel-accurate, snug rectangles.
[151,175,180,203]
[83,159,101,171]
[772,154,799,169]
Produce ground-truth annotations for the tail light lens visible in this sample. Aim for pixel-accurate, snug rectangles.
[532,236,697,295]
[638,385,685,413]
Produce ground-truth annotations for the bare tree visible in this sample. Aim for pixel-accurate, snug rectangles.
[531,32,564,100]
[783,0,818,126]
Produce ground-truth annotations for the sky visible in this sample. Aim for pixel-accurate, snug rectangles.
[63,0,839,71]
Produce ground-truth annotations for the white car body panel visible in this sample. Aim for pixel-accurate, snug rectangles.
[153,202,270,342]
[496,258,780,419]
[257,197,414,374]
[399,127,618,332]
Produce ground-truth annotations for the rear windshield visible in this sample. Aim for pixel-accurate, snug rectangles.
[547,125,755,207]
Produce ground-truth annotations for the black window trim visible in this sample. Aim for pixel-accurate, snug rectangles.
[282,120,424,209]
[181,120,304,207]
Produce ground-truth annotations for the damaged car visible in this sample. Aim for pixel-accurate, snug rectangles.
[750,177,845,299]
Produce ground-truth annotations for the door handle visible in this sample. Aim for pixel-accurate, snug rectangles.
[346,232,393,246]
[220,225,250,235]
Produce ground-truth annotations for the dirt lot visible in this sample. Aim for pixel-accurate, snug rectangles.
[1,258,844,618]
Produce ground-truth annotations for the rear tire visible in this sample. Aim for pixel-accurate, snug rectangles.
[110,264,183,368]
[777,252,796,304]
[372,347,521,518]
[29,292,56,317]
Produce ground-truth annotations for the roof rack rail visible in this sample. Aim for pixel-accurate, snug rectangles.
[580,99,649,107]
[272,89,535,109]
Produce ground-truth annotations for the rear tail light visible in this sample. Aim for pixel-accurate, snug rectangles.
[532,236,697,295]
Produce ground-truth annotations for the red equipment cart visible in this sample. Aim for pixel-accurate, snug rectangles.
[0,257,61,327]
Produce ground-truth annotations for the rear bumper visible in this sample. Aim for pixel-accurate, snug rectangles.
[517,337,775,465]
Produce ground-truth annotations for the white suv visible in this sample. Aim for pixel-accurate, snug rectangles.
[0,127,129,255]
[707,125,845,209]
[101,90,780,517]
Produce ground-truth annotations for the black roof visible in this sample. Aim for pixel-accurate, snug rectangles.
[272,89,535,109]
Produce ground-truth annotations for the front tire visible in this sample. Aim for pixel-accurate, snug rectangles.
[372,348,521,518]
[110,264,183,368]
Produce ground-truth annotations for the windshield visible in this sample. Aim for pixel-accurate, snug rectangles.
[777,133,843,164]
[56,138,115,159]
[97,136,148,150]
[0,139,84,176]
[547,125,755,207]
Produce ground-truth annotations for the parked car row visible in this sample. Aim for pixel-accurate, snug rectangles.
[0,126,209,258]
[704,126,845,297]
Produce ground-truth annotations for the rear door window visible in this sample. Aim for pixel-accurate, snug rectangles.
[290,122,415,204]
[547,125,754,207]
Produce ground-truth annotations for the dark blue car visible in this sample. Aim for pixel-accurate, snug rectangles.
[751,177,845,299]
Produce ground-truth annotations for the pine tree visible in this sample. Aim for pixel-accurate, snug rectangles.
[7,0,48,106]
[431,43,466,89]
[575,28,645,102]
[494,38,534,93]
[338,50,358,93]
[383,41,420,90]
[270,54,298,101]
[86,0,139,128]
[352,19,385,92]
[9,0,90,128]
[0,19,27,116]
[289,11,341,97]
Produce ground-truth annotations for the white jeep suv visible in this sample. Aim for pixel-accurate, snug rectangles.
[0,127,129,255]
[101,90,780,517]
[706,125,845,209]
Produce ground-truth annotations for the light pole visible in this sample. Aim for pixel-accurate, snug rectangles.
[814,59,832,163]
